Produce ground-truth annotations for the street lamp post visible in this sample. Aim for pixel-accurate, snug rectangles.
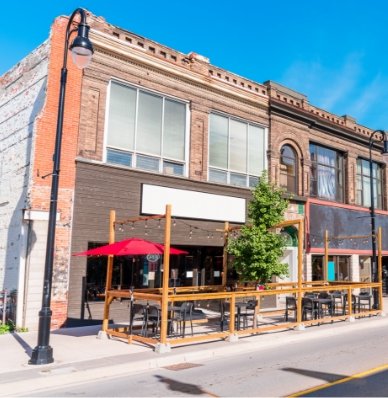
[368,129,388,310]
[29,8,93,365]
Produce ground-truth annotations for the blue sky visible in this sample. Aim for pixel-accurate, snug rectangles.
[2,0,388,130]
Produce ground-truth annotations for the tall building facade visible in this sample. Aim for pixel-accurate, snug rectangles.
[0,11,386,330]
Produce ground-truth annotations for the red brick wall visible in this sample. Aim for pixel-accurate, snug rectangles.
[31,16,84,328]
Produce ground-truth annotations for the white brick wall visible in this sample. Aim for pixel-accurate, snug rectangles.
[0,42,49,326]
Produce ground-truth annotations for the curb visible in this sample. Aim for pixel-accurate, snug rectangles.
[1,314,388,396]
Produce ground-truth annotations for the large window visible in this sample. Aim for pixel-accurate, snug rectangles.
[356,158,383,209]
[208,113,266,188]
[105,81,188,176]
[311,255,350,281]
[280,144,298,193]
[309,143,344,202]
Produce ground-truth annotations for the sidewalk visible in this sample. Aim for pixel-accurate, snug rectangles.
[1,301,387,397]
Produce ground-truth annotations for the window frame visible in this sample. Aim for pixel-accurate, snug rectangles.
[280,144,298,194]
[207,112,268,188]
[356,157,383,210]
[309,143,345,202]
[103,80,190,177]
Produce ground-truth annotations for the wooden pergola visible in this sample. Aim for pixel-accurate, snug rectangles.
[100,205,383,348]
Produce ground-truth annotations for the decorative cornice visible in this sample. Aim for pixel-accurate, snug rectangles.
[89,29,268,110]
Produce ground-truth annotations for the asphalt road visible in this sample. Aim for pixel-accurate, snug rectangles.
[25,320,388,397]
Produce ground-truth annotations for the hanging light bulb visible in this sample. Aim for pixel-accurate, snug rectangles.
[131,222,135,230]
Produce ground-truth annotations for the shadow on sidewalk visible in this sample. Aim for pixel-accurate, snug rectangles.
[52,323,103,337]
[11,332,33,357]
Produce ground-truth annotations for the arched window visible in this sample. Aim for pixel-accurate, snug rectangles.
[280,145,297,193]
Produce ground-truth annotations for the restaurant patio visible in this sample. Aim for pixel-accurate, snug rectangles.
[82,205,384,351]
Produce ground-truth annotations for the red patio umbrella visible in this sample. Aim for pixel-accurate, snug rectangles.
[73,237,188,256]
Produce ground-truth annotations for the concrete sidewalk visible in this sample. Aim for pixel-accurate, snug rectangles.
[1,305,387,397]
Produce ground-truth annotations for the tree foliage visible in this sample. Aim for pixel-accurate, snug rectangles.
[227,171,289,284]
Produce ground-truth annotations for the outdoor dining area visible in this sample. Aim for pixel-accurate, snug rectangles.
[75,204,384,351]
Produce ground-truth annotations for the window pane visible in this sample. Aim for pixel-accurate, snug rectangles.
[106,148,132,167]
[248,125,263,175]
[209,168,227,184]
[136,154,159,171]
[163,100,185,160]
[163,160,184,176]
[317,165,336,200]
[230,172,247,187]
[209,114,228,169]
[317,146,336,167]
[229,119,247,172]
[363,177,371,207]
[107,83,136,150]
[136,91,162,155]
[249,175,259,187]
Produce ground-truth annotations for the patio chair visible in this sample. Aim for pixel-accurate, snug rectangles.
[356,291,372,312]
[331,291,345,315]
[144,305,160,337]
[130,303,147,336]
[221,301,248,331]
[302,297,318,321]
[343,293,357,315]
[171,302,194,338]
[285,296,297,322]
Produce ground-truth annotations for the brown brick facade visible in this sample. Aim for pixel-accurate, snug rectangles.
[10,11,388,329]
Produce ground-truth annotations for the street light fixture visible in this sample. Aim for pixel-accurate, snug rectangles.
[368,129,388,310]
[29,8,93,365]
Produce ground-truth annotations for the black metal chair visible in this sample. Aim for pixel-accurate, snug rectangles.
[130,303,147,336]
[144,305,160,337]
[302,297,318,320]
[356,291,372,312]
[331,291,344,315]
[285,296,297,322]
[343,293,357,315]
[220,301,249,331]
[171,302,194,337]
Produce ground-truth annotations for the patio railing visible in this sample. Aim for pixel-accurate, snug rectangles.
[102,280,383,348]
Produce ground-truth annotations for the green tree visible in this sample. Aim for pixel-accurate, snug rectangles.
[227,171,289,284]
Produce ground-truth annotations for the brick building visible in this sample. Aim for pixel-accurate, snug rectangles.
[0,11,387,330]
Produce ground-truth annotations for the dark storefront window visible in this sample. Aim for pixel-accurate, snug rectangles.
[309,143,344,202]
[85,243,223,300]
[311,255,350,281]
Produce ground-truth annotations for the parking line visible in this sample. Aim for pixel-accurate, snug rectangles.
[288,363,388,397]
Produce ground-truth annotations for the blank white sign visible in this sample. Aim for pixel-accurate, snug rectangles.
[141,184,246,223]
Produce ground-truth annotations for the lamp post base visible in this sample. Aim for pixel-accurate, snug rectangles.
[29,345,54,365]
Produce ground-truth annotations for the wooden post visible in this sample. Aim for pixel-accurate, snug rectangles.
[222,222,229,287]
[160,204,172,344]
[229,294,236,334]
[324,230,329,282]
[102,210,116,332]
[296,219,304,324]
[378,227,383,311]
[347,287,352,315]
